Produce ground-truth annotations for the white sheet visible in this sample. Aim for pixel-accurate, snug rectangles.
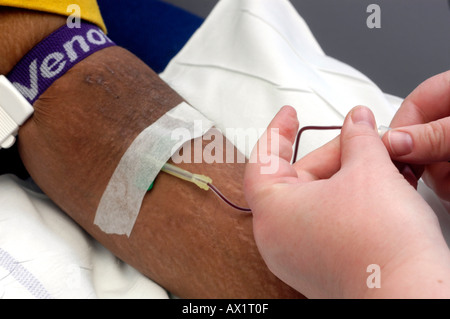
[1,0,449,299]
[161,0,399,160]
[0,175,168,299]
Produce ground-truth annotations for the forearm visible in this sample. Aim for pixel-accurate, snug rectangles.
[2,9,301,298]
[22,47,299,298]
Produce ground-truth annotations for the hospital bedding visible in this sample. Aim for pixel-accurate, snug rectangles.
[1,0,449,298]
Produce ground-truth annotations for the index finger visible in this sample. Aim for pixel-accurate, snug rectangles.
[244,106,299,206]
[391,70,450,128]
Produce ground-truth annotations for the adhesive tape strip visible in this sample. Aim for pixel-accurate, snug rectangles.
[94,102,214,236]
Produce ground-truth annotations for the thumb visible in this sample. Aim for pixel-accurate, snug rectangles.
[340,106,391,170]
[383,117,450,164]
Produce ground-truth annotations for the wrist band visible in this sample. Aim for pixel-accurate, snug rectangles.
[7,22,116,105]
[0,22,116,150]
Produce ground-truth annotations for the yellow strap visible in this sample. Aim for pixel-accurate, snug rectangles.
[0,0,106,32]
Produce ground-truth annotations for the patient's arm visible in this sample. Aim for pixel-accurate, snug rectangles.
[0,8,302,298]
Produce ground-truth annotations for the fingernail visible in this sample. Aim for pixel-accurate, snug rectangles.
[388,130,413,156]
[351,107,375,128]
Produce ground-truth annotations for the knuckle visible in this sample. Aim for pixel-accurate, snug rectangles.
[423,121,448,158]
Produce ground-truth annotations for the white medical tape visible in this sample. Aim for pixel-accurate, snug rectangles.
[94,102,214,236]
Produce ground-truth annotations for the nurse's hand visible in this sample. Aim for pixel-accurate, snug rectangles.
[244,105,450,298]
[383,71,450,201]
